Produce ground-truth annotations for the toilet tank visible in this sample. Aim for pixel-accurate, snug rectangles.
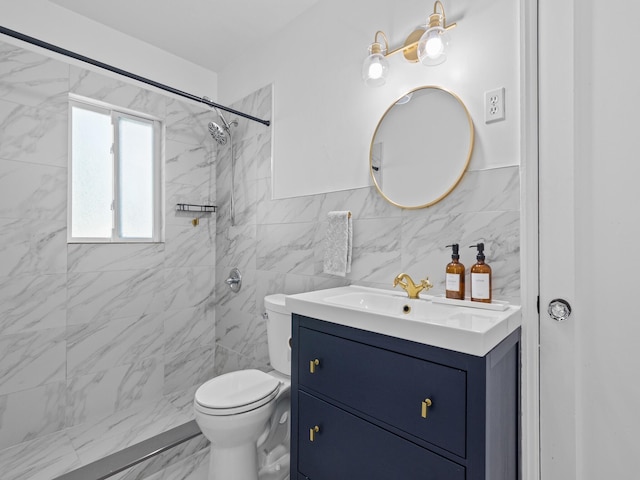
[264,294,291,376]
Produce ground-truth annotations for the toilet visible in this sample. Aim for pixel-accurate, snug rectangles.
[194,294,291,480]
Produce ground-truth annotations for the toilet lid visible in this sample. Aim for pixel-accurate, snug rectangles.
[195,369,281,412]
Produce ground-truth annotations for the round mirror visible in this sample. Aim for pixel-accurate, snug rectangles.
[370,86,474,209]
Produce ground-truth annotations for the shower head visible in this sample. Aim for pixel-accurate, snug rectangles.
[208,121,228,145]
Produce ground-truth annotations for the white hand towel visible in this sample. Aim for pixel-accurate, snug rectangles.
[323,211,352,277]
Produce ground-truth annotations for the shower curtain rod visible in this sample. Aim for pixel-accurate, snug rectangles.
[0,26,271,127]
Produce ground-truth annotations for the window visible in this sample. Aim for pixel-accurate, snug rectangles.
[69,99,162,243]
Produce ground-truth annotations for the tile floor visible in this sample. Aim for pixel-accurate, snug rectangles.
[0,386,201,480]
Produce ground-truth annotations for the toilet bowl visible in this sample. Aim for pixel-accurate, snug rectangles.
[194,294,291,480]
[257,370,291,479]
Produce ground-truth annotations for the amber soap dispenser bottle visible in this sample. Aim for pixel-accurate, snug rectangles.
[469,243,492,303]
[445,244,465,300]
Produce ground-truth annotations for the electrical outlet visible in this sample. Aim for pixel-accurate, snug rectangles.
[484,88,505,123]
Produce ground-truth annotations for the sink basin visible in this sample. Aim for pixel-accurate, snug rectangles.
[286,285,521,356]
[324,291,452,319]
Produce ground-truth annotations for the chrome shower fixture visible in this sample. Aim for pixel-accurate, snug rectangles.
[204,97,240,226]
[208,121,228,145]
[215,108,239,131]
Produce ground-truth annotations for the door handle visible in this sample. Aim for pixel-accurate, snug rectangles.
[548,298,572,322]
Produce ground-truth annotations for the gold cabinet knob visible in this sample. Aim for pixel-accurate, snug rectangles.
[421,398,433,419]
[309,425,320,442]
[309,359,320,373]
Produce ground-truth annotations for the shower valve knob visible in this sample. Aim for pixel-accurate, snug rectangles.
[225,268,242,293]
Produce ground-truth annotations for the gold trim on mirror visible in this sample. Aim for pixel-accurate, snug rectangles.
[369,86,474,209]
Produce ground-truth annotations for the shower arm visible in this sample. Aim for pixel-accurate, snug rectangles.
[0,25,271,127]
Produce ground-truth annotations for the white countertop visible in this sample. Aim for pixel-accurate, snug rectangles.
[285,285,521,357]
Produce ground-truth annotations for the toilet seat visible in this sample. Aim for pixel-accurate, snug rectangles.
[195,369,281,416]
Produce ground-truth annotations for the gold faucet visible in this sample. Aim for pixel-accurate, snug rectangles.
[393,273,433,299]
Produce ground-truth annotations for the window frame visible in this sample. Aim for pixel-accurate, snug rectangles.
[68,96,164,244]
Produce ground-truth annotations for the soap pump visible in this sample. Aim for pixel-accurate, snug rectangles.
[445,244,465,300]
[469,243,492,303]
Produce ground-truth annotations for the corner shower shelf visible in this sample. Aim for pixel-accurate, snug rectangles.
[175,204,217,213]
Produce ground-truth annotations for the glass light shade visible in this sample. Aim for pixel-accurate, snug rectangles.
[417,27,451,66]
[362,47,389,87]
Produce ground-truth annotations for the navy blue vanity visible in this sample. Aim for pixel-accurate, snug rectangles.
[289,298,520,480]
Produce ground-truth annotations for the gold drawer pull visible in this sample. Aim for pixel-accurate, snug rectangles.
[421,398,433,419]
[309,425,320,442]
[309,359,320,373]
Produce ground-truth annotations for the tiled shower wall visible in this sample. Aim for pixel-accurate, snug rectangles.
[0,40,217,450]
[214,85,520,374]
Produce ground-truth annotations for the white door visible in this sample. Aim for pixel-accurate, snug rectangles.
[538,0,640,478]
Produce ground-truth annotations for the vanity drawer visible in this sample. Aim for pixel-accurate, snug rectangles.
[297,391,465,480]
[298,327,467,457]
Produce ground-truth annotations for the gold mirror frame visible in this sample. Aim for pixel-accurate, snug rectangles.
[369,86,474,209]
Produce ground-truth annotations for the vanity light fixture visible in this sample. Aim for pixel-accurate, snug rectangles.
[362,31,390,87]
[362,0,456,86]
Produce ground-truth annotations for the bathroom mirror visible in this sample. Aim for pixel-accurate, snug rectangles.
[370,86,474,209]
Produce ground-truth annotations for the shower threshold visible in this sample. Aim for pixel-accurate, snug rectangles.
[53,421,202,480]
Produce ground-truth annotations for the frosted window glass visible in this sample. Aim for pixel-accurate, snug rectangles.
[118,117,154,238]
[71,106,113,238]
[70,101,161,243]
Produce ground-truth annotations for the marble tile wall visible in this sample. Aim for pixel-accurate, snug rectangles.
[0,40,217,451]
[214,84,521,375]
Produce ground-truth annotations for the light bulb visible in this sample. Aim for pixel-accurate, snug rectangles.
[368,58,384,79]
[417,26,450,66]
[362,45,389,87]
[425,31,444,58]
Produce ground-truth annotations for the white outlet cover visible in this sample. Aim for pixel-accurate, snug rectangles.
[485,87,505,123]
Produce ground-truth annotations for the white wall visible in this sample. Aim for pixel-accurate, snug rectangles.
[0,0,218,101]
[219,0,520,199]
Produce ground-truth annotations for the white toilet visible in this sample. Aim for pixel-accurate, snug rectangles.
[194,294,291,480]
